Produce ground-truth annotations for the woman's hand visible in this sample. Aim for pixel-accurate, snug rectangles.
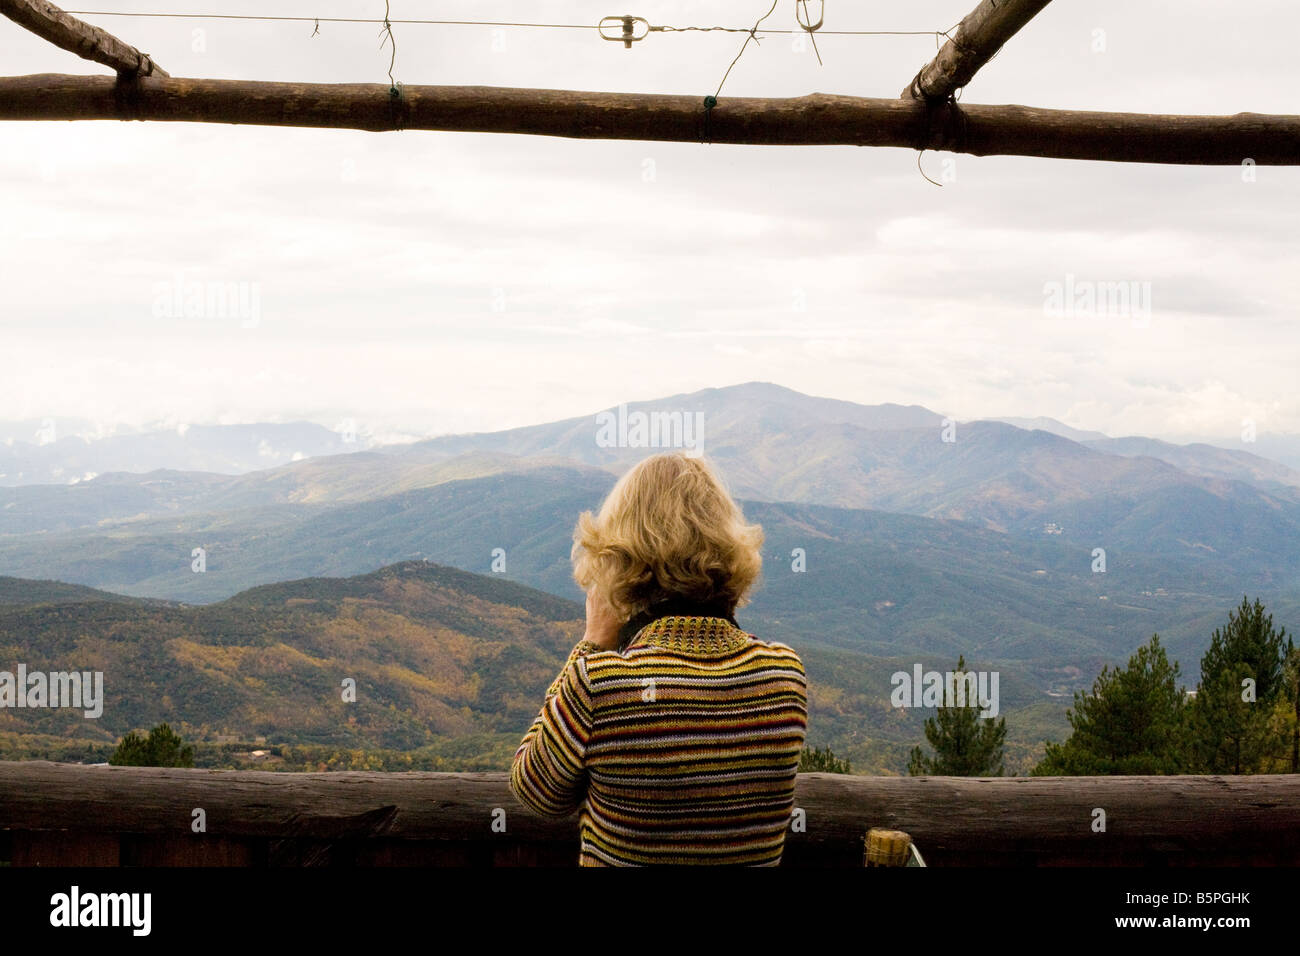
[583,589,623,650]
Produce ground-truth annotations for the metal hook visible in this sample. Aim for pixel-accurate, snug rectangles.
[598,15,650,48]
[796,0,824,33]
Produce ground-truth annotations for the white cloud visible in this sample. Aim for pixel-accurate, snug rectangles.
[0,1,1297,442]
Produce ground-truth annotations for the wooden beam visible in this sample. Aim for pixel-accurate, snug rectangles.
[904,0,1052,101]
[3,762,1299,866]
[0,74,1297,166]
[0,0,167,77]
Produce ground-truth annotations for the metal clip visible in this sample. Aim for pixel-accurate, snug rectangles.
[796,0,824,33]
[598,15,650,48]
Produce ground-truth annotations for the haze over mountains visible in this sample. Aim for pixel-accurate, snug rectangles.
[3,382,1297,720]
[0,420,376,487]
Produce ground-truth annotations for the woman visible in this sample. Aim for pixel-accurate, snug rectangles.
[510,451,808,865]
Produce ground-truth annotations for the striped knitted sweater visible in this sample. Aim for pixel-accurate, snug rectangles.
[509,612,808,866]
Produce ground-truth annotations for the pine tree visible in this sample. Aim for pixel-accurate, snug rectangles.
[1284,645,1300,773]
[1187,597,1293,774]
[1199,596,1290,702]
[798,745,852,774]
[908,655,1007,776]
[110,723,195,768]
[1188,665,1276,774]
[1033,634,1187,775]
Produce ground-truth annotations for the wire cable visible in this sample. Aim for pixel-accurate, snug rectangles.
[62,9,947,39]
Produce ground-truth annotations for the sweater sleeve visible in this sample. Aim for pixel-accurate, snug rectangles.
[509,640,598,817]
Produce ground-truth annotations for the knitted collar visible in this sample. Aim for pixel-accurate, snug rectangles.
[617,596,746,655]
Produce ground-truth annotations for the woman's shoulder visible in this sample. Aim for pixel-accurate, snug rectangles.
[740,633,805,668]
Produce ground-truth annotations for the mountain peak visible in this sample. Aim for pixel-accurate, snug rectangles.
[991,416,1111,442]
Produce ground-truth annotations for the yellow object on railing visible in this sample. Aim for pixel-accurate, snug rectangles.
[864,827,927,867]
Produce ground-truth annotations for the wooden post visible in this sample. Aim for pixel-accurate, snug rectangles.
[903,0,1052,101]
[0,0,168,77]
[0,74,1296,166]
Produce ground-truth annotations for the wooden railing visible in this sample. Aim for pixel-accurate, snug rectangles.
[2,761,1297,866]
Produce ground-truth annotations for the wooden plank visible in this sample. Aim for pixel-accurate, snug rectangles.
[121,835,255,866]
[2,762,1298,866]
[0,74,1296,166]
[0,0,167,77]
[11,830,120,866]
[904,0,1053,101]
[786,772,1300,866]
[0,761,577,842]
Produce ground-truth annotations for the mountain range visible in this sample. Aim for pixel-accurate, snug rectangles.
[0,560,1068,775]
[2,382,1297,771]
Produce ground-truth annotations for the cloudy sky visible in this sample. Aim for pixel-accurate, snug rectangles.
[2,0,1298,445]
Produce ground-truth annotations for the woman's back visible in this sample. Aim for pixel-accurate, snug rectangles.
[511,611,807,866]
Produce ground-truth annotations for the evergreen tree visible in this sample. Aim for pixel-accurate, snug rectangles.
[798,745,852,774]
[110,723,195,768]
[908,655,1007,776]
[1187,597,1293,774]
[1279,639,1300,775]
[1199,596,1290,702]
[1276,644,1300,773]
[1188,665,1276,774]
[1033,634,1187,775]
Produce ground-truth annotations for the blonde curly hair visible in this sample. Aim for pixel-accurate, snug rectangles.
[571,452,764,620]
